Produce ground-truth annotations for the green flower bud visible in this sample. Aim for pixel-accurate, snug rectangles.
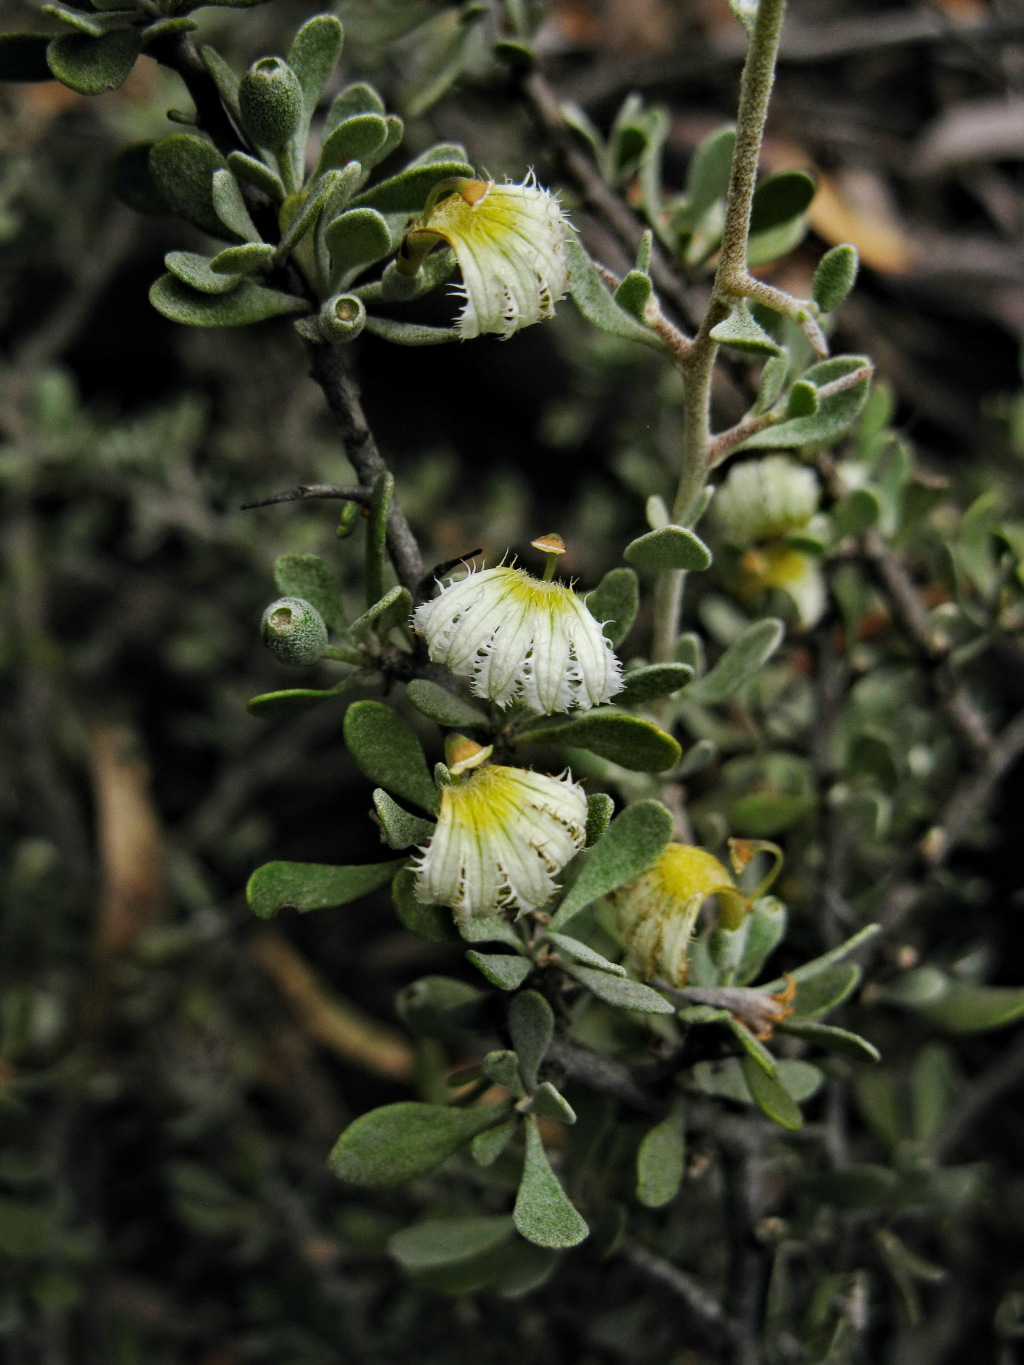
[319,292,366,343]
[261,596,327,666]
[239,57,304,153]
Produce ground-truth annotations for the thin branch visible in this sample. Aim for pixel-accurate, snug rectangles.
[933,1026,1024,1161]
[304,344,424,592]
[708,365,874,465]
[620,1239,736,1344]
[545,1034,661,1114]
[148,32,242,159]
[240,484,370,510]
[522,69,704,340]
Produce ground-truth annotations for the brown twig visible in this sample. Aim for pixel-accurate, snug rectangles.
[522,69,705,339]
[620,1239,737,1345]
[148,32,242,159]
[304,343,424,592]
[545,1034,661,1114]
[241,483,371,511]
[932,1026,1024,1161]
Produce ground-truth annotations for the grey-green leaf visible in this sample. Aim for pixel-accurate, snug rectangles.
[914,983,1024,1034]
[551,799,673,929]
[149,275,308,328]
[246,675,364,718]
[740,356,872,451]
[325,207,393,288]
[210,242,276,275]
[636,1098,686,1208]
[273,553,344,631]
[391,867,458,943]
[330,1101,508,1186]
[832,486,882,538]
[619,663,695,706]
[389,1214,515,1273]
[686,124,735,220]
[709,303,783,357]
[319,114,389,173]
[518,710,681,773]
[349,585,412,639]
[466,951,532,992]
[585,567,639,647]
[246,858,403,919]
[211,167,260,242]
[685,618,784,704]
[149,134,229,239]
[362,316,460,346]
[481,1050,524,1094]
[564,963,674,1015]
[343,699,439,814]
[566,240,667,352]
[472,1118,517,1167]
[288,12,344,120]
[165,251,241,296]
[514,1115,588,1249]
[813,243,859,313]
[372,789,435,850]
[508,991,554,1091]
[406,679,488,730]
[749,170,816,234]
[46,28,141,95]
[584,792,614,847]
[351,159,474,215]
[529,1082,576,1125]
[544,931,626,977]
[789,962,862,1020]
[741,1054,803,1131]
[624,525,713,571]
[779,1021,880,1062]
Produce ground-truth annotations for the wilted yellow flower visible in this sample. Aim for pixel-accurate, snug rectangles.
[412,564,623,715]
[414,760,587,919]
[609,844,748,986]
[400,175,570,339]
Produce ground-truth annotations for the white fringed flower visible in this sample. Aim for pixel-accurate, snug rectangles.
[407,176,570,339]
[414,763,587,919]
[413,565,623,714]
[713,456,826,628]
[712,456,820,544]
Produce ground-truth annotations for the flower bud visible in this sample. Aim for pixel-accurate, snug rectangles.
[318,292,366,343]
[261,596,328,666]
[239,57,304,153]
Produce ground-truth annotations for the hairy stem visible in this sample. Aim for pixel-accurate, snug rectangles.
[650,0,789,663]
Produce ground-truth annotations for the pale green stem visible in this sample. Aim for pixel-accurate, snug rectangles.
[650,0,788,666]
